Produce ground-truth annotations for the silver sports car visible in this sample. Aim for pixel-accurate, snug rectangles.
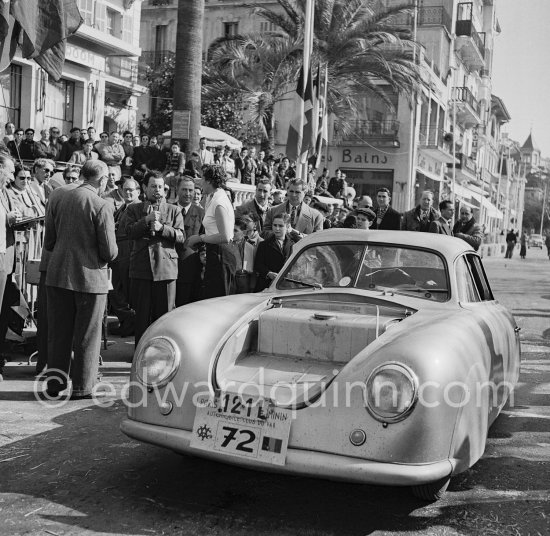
[121,230,520,501]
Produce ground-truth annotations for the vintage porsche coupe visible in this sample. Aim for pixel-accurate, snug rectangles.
[121,230,521,501]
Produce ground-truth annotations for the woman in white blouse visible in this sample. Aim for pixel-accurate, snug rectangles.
[187,165,236,297]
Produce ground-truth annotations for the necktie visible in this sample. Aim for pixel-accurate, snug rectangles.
[290,205,297,227]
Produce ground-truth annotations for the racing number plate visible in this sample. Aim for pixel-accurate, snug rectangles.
[190,392,292,466]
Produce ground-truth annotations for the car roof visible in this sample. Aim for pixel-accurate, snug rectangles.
[296,229,474,258]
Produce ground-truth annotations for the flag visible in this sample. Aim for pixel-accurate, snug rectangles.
[261,436,282,454]
[285,65,307,163]
[300,64,315,162]
[314,64,328,169]
[0,0,82,81]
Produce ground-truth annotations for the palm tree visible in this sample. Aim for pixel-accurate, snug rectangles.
[206,0,424,149]
[173,0,204,155]
[203,33,303,152]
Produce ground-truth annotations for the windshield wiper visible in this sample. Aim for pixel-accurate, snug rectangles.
[283,277,323,289]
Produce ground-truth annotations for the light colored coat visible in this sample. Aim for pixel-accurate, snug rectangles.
[44,183,118,293]
[264,201,324,235]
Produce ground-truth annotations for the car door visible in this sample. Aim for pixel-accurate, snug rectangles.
[456,254,519,415]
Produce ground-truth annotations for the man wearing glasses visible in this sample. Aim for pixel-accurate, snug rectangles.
[45,127,63,161]
[31,159,56,203]
[16,129,46,161]
[59,127,83,163]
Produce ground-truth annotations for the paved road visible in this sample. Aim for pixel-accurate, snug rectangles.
[0,247,548,536]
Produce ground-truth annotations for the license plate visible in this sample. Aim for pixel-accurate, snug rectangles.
[190,392,292,466]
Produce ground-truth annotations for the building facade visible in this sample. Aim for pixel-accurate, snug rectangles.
[139,0,522,225]
[0,0,145,138]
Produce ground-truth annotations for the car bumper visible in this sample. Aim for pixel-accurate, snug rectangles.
[121,419,454,486]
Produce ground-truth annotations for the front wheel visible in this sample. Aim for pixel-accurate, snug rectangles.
[411,476,451,501]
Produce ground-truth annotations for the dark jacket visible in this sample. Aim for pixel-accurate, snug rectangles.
[371,206,402,230]
[121,200,185,281]
[235,198,269,232]
[452,217,484,251]
[401,205,440,232]
[44,183,118,293]
[254,233,293,291]
[0,189,15,274]
[59,138,82,162]
[429,216,452,236]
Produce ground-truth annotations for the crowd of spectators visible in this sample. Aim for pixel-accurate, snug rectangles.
[0,121,484,395]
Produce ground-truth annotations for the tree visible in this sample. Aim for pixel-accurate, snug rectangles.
[257,0,423,120]
[138,55,175,136]
[173,0,204,154]
[204,33,302,152]
[205,0,424,152]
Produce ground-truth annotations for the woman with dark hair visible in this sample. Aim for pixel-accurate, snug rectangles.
[187,165,236,297]
[342,215,358,229]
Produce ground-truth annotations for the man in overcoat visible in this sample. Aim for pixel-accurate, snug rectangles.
[44,160,117,398]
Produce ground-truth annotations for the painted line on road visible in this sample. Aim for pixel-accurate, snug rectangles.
[501,410,550,420]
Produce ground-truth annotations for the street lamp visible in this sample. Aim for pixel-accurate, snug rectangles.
[538,169,549,236]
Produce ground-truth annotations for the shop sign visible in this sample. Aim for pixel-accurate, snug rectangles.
[65,44,106,71]
[471,124,479,161]
[417,152,443,178]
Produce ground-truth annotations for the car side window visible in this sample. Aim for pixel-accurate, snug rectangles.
[465,254,494,301]
[455,256,481,302]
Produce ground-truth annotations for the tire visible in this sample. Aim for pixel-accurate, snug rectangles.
[411,476,451,501]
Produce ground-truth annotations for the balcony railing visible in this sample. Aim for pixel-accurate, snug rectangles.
[453,87,481,116]
[456,3,485,58]
[419,6,452,32]
[419,126,450,148]
[106,57,138,83]
[385,6,452,32]
[453,152,477,175]
[339,120,400,142]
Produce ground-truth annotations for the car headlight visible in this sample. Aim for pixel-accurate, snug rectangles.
[134,336,180,388]
[365,363,418,423]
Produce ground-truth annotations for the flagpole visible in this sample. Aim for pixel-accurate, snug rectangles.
[298,0,314,180]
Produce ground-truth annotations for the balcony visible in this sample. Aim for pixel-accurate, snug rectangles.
[138,50,176,79]
[74,0,140,57]
[455,3,486,70]
[106,57,138,84]
[147,0,173,5]
[388,6,452,32]
[448,152,478,180]
[335,120,400,147]
[452,87,481,128]
[418,126,456,163]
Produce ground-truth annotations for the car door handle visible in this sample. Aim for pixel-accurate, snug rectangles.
[514,326,521,333]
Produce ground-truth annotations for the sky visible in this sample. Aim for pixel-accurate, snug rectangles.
[491,0,550,157]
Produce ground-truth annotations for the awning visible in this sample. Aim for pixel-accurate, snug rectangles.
[452,183,473,200]
[481,197,503,220]
[417,167,444,182]
[465,184,489,197]
[162,125,242,150]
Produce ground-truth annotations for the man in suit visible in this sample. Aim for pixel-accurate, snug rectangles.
[371,187,402,230]
[121,172,185,345]
[43,160,118,399]
[429,200,454,235]
[254,213,293,291]
[174,177,204,306]
[58,127,83,162]
[401,190,440,232]
[452,205,484,251]
[197,137,214,167]
[108,177,141,337]
[235,178,272,232]
[264,178,323,240]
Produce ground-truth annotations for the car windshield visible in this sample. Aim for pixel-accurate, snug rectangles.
[277,242,449,302]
